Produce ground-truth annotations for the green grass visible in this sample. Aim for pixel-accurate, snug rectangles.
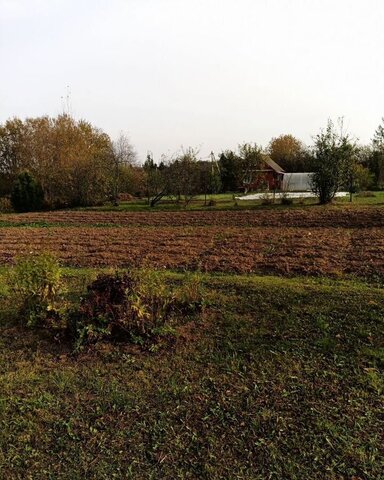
[80,191,384,212]
[0,269,383,479]
[336,190,384,205]
[1,192,383,218]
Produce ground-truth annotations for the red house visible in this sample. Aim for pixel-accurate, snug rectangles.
[243,156,285,192]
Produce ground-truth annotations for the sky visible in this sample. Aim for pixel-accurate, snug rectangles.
[1,0,383,161]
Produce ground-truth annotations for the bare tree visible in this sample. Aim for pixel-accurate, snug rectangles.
[111,132,137,205]
[143,153,169,207]
[167,147,202,207]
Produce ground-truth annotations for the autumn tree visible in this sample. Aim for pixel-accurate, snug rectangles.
[167,148,202,207]
[118,165,146,197]
[47,115,113,207]
[268,134,310,172]
[0,115,115,207]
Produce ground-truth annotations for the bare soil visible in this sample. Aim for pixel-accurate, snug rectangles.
[1,205,384,228]
[0,208,383,277]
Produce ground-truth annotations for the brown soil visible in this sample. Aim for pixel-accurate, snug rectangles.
[1,206,384,228]
[0,217,383,277]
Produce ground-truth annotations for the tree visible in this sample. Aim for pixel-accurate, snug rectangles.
[11,172,44,212]
[0,118,28,195]
[310,120,357,204]
[268,134,310,172]
[118,165,146,197]
[143,154,169,207]
[347,163,374,199]
[167,148,202,207]
[48,116,114,207]
[0,115,115,208]
[200,154,222,200]
[218,143,263,193]
[238,143,263,193]
[218,150,241,192]
[371,119,384,188]
[111,133,136,205]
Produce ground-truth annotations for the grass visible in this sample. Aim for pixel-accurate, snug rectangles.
[80,191,384,212]
[1,192,384,218]
[0,269,383,479]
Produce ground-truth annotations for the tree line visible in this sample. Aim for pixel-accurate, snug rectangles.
[0,114,384,210]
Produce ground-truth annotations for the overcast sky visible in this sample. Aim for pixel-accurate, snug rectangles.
[1,0,383,160]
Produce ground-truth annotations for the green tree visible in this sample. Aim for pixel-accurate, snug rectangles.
[11,171,44,212]
[218,150,241,192]
[0,118,28,195]
[371,118,384,188]
[310,120,357,204]
[238,143,263,193]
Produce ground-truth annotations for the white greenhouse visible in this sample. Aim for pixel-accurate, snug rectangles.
[282,173,313,192]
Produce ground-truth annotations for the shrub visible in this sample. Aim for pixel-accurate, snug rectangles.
[281,197,293,205]
[11,172,44,212]
[8,253,64,327]
[0,196,13,213]
[261,196,273,205]
[69,270,205,349]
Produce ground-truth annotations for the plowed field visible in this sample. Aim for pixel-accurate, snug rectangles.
[1,206,384,228]
[1,206,384,276]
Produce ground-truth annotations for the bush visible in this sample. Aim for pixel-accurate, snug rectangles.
[8,253,64,327]
[281,196,293,205]
[69,270,205,349]
[261,196,273,205]
[0,196,13,213]
[11,172,44,212]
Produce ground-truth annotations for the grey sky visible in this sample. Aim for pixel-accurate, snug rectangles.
[1,0,383,161]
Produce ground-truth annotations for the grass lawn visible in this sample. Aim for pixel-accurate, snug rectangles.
[0,270,383,479]
[77,191,384,213]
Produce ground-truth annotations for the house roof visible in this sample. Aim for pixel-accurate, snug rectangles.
[263,156,285,173]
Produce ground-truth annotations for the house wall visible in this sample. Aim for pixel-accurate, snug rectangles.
[246,171,284,191]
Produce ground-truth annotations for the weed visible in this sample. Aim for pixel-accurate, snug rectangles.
[7,252,65,327]
[0,271,383,478]
[69,270,205,349]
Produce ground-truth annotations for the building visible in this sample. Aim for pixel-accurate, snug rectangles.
[243,156,285,192]
[282,172,313,192]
